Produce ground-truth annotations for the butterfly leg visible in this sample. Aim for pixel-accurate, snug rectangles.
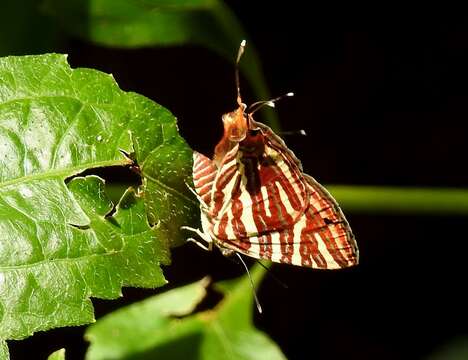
[181,226,213,251]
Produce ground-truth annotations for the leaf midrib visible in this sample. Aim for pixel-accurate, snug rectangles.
[0,249,123,271]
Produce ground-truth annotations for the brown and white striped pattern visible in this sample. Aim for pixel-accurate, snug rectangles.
[191,120,358,269]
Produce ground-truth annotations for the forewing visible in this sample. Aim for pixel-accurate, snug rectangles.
[209,124,310,240]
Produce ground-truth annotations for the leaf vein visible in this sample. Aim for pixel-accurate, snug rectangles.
[49,103,86,169]
[143,172,197,205]
[0,250,124,271]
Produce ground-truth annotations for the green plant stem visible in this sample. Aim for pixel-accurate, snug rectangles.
[108,184,468,216]
[328,185,468,215]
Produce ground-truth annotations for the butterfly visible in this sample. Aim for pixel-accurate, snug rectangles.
[183,40,359,270]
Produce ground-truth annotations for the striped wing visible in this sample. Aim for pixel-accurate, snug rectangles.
[215,172,358,269]
[209,128,310,240]
[191,122,358,269]
[192,151,217,206]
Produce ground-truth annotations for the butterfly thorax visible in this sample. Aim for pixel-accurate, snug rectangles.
[207,108,311,240]
[239,127,265,159]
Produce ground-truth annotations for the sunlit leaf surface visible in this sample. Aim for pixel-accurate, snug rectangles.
[85,266,286,360]
[0,54,197,356]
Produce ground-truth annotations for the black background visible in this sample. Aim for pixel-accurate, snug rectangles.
[8,3,468,360]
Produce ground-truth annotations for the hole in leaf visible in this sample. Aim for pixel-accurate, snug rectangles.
[65,165,141,204]
[105,205,118,221]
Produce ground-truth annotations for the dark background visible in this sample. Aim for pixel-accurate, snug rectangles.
[8,3,468,360]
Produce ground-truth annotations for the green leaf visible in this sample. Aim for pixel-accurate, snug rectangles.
[48,348,66,360]
[41,0,279,130]
[199,265,284,360]
[139,120,199,248]
[0,54,196,352]
[85,265,286,360]
[85,278,208,359]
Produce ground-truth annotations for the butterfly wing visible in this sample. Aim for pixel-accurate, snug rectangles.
[205,121,358,269]
[193,185,358,269]
[208,128,310,240]
[192,151,217,206]
[215,174,358,269]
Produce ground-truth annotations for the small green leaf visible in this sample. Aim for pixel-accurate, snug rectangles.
[0,54,196,354]
[85,266,286,360]
[200,265,284,360]
[47,348,66,360]
[41,0,279,130]
[85,278,208,359]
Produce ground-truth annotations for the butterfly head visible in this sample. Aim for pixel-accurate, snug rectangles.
[214,102,265,164]
[213,40,292,165]
[221,103,249,142]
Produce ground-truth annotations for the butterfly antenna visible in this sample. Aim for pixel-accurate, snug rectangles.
[235,253,263,314]
[235,40,247,107]
[254,259,289,289]
[248,92,294,115]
